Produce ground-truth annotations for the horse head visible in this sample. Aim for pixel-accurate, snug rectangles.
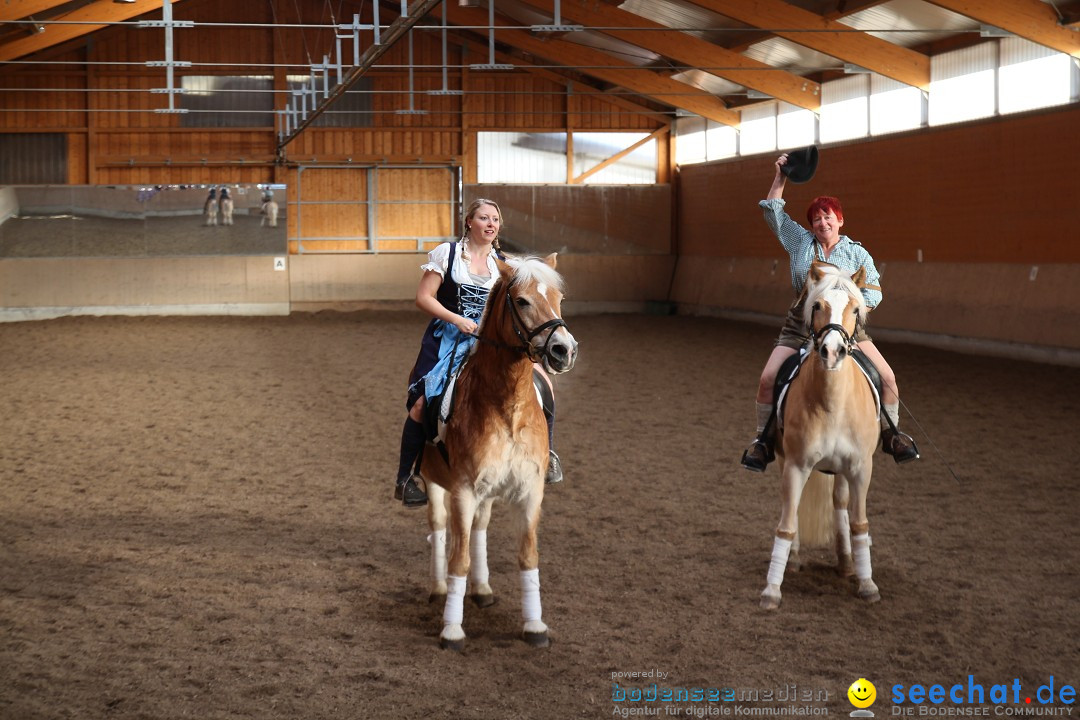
[802,261,868,371]
[489,253,578,374]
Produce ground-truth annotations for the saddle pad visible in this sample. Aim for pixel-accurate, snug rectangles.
[437,374,458,444]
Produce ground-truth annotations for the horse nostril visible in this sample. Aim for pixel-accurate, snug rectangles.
[550,344,568,360]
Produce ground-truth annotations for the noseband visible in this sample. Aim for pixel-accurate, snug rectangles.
[505,290,568,364]
[813,322,855,352]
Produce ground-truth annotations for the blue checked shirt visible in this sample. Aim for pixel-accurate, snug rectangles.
[760,198,883,309]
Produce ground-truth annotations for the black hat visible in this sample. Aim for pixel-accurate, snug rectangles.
[781,145,819,184]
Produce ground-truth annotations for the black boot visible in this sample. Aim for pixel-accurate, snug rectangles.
[394,474,428,507]
[881,428,920,464]
[740,437,775,472]
[395,417,428,506]
[536,372,563,485]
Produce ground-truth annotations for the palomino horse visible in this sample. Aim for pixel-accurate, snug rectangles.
[219,189,234,226]
[761,261,882,609]
[260,199,278,227]
[203,191,218,226]
[422,253,577,651]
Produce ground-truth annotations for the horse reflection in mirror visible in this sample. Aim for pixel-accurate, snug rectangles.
[423,253,577,651]
[219,188,234,226]
[260,198,278,227]
[203,188,218,227]
[761,261,883,609]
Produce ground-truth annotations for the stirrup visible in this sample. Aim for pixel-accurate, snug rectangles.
[394,474,429,507]
[545,450,564,484]
[882,429,920,464]
[740,439,773,473]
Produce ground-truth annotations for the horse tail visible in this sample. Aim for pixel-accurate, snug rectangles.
[797,471,835,548]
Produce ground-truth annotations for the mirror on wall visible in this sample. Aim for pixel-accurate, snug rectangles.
[0,184,287,258]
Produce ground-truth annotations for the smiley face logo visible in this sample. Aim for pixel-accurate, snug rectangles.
[848,678,877,709]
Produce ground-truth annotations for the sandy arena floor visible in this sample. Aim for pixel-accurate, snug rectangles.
[1,311,1077,720]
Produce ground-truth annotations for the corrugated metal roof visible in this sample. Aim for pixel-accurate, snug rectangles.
[843,0,980,48]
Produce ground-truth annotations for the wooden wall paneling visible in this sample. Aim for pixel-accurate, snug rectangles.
[376,167,453,250]
[67,131,88,184]
[296,167,369,252]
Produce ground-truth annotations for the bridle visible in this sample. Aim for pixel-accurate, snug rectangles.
[504,289,568,364]
[467,288,568,364]
[812,321,856,352]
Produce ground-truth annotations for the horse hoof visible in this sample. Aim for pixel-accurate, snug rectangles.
[760,595,781,611]
[429,592,446,605]
[858,590,881,603]
[471,593,496,608]
[439,636,466,652]
[787,558,802,573]
[522,631,550,648]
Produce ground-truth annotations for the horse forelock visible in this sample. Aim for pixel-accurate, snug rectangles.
[505,255,564,295]
[802,266,866,329]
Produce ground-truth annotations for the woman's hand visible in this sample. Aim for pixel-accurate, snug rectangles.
[455,316,479,335]
[767,153,789,200]
[774,153,789,175]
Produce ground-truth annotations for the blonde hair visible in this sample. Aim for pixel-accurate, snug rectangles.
[463,198,503,253]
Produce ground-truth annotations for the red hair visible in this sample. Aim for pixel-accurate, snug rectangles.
[806,196,844,225]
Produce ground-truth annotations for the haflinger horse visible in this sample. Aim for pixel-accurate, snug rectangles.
[260,199,278,227]
[422,253,577,651]
[203,191,218,227]
[760,261,882,610]
[219,189,234,226]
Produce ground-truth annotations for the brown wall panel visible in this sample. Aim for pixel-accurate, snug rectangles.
[678,104,1080,265]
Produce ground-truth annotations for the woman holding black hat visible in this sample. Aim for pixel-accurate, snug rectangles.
[740,151,919,472]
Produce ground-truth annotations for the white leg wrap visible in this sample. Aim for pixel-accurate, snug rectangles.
[469,530,489,586]
[428,530,447,583]
[443,575,466,626]
[767,537,793,587]
[835,510,851,555]
[852,533,873,581]
[520,568,542,623]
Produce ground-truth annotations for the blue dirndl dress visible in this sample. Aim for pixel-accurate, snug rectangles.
[406,241,500,409]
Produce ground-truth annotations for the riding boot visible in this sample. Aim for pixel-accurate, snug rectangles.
[544,409,563,485]
[740,402,776,472]
[394,417,428,507]
[880,403,920,464]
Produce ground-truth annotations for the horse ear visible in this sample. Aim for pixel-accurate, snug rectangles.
[850,267,867,288]
[495,256,513,279]
[543,252,558,270]
[808,261,828,283]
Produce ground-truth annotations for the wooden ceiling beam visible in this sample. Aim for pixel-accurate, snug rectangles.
[451,31,673,125]
[922,0,1080,57]
[0,0,76,22]
[438,3,739,126]
[0,0,185,63]
[514,0,820,110]
[684,0,931,90]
